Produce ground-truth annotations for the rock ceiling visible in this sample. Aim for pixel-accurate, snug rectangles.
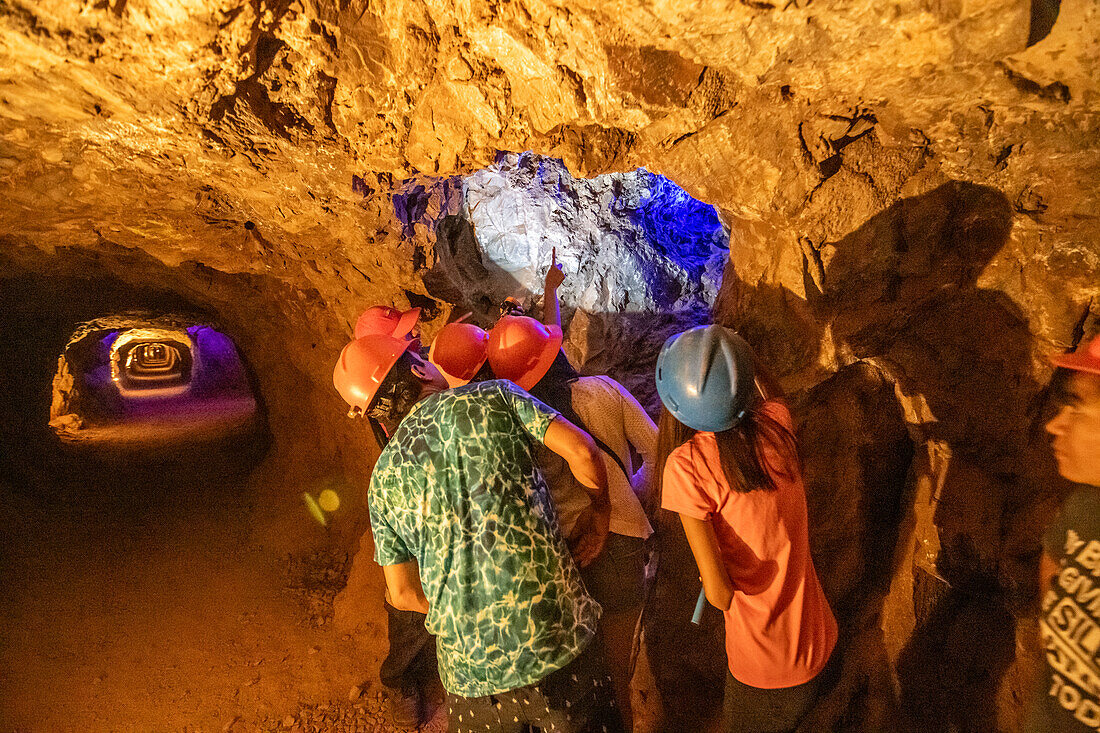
[0,0,1096,345]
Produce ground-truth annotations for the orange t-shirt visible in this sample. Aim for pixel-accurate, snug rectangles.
[661,400,837,689]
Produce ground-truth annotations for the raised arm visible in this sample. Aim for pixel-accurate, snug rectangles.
[542,247,565,329]
[542,416,610,566]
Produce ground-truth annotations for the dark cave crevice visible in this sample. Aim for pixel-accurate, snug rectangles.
[1027,0,1061,47]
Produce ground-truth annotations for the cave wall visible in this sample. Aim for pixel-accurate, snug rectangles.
[2,0,1099,729]
[409,150,728,410]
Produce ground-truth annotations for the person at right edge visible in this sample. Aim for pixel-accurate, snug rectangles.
[1027,332,1100,732]
[654,324,838,733]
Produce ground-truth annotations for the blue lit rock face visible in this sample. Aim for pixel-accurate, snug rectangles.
[422,151,729,410]
[464,151,726,316]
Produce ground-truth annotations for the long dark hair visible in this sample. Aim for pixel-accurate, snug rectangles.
[651,407,698,521]
[714,401,801,493]
[652,400,801,508]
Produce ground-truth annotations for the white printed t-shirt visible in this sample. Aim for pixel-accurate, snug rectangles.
[536,376,656,539]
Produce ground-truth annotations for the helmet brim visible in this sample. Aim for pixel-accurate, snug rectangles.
[394,307,421,339]
[334,336,420,410]
[1052,351,1100,376]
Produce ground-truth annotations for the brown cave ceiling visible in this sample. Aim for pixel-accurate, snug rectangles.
[0,0,1096,346]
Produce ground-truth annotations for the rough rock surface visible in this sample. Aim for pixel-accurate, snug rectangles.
[1,0,1099,729]
[462,151,725,316]
[423,150,726,406]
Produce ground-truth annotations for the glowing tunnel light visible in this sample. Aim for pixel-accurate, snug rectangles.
[50,316,260,445]
[109,327,194,396]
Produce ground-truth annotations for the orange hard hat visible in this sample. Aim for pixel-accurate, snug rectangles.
[429,322,490,388]
[487,316,564,391]
[354,306,421,340]
[333,334,419,411]
[1052,333,1100,376]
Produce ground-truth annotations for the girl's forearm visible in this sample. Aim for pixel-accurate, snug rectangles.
[679,514,736,611]
[543,286,562,328]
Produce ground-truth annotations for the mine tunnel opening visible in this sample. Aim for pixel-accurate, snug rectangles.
[0,245,386,731]
[0,271,271,507]
[0,264,352,732]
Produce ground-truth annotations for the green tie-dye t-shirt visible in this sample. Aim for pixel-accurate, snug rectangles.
[368,379,600,697]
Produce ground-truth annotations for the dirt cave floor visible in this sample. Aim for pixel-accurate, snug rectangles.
[0,442,449,733]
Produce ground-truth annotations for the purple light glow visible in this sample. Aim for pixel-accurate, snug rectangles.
[56,322,258,441]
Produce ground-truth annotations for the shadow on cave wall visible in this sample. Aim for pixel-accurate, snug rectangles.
[422,213,515,326]
[1028,0,1061,46]
[817,182,1049,731]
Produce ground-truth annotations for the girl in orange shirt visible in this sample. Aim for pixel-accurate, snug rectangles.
[653,325,838,733]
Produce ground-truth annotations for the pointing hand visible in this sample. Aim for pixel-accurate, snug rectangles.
[545,247,565,291]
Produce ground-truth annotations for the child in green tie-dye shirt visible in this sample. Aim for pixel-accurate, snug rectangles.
[337,335,623,733]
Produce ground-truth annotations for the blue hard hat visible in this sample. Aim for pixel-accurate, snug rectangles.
[655,325,756,433]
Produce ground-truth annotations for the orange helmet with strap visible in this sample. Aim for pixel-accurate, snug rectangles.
[487,316,563,391]
[354,306,421,340]
[429,322,490,388]
[333,334,419,413]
